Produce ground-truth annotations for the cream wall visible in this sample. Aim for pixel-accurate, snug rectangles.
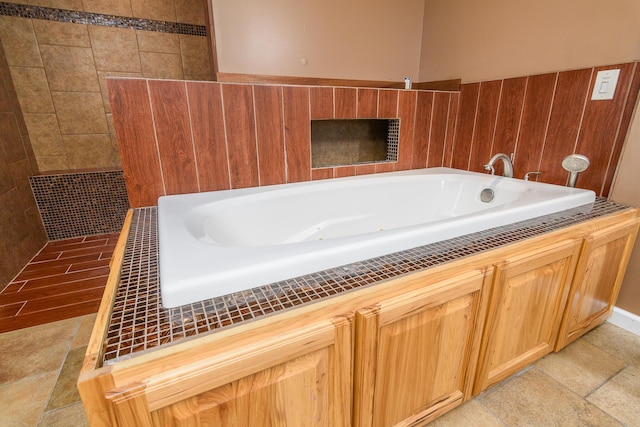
[420,0,640,83]
[610,105,640,316]
[210,0,424,82]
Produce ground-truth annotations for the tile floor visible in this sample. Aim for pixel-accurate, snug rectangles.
[430,322,640,426]
[0,313,96,426]
[0,316,638,426]
[0,233,119,334]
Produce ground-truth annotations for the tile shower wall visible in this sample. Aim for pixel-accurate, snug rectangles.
[0,41,47,286]
[107,78,460,207]
[29,170,129,240]
[0,0,212,172]
[450,62,640,197]
[109,62,638,207]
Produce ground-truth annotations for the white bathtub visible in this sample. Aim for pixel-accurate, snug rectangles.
[158,167,595,308]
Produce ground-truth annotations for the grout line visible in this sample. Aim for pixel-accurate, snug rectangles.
[9,275,110,296]
[13,301,27,317]
[536,72,559,174]
[583,364,626,401]
[466,83,481,170]
[487,80,504,159]
[511,76,529,165]
[531,364,626,426]
[5,241,50,285]
[35,316,83,426]
[17,297,103,318]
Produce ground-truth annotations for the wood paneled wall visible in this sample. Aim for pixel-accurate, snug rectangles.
[451,62,640,196]
[108,61,639,207]
[107,78,459,207]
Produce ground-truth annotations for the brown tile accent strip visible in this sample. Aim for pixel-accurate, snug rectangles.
[29,170,129,240]
[0,2,206,36]
[102,199,628,365]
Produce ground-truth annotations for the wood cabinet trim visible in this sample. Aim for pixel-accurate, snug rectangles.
[141,317,340,411]
[353,270,490,426]
[474,239,582,393]
[555,217,640,350]
[375,270,485,326]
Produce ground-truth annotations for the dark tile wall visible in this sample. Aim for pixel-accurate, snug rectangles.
[107,78,459,207]
[451,62,640,197]
[0,42,46,286]
[109,62,639,207]
[29,170,129,240]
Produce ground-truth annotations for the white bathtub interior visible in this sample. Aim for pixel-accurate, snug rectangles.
[158,167,596,308]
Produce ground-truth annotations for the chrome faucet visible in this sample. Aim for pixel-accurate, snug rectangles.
[484,153,514,178]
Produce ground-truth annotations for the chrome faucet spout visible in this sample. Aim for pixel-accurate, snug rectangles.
[484,153,514,178]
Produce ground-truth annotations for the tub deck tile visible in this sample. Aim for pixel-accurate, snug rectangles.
[101,198,628,365]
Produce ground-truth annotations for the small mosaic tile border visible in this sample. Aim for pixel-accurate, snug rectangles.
[0,2,206,36]
[30,170,129,240]
[102,198,629,365]
[386,119,399,162]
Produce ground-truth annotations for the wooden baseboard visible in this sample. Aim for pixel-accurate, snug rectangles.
[215,72,461,91]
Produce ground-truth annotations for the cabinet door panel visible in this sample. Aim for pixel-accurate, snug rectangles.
[194,349,332,426]
[354,270,489,427]
[556,219,640,350]
[475,240,580,393]
[110,316,352,427]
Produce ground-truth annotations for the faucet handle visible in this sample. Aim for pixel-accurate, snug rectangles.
[524,171,542,181]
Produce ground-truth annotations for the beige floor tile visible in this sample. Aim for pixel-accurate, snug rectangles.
[0,317,78,385]
[427,400,502,426]
[0,371,57,427]
[39,402,89,427]
[535,338,626,396]
[587,365,640,426]
[71,313,97,349]
[583,322,640,367]
[479,368,622,426]
[46,346,86,410]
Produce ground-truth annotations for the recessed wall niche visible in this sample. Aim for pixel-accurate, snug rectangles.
[311,119,399,168]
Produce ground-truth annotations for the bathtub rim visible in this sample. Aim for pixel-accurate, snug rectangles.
[157,167,596,308]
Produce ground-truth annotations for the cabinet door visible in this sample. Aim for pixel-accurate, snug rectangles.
[353,270,490,427]
[555,218,640,350]
[106,315,353,426]
[474,240,580,394]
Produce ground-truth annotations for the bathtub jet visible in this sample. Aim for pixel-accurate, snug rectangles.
[157,167,595,308]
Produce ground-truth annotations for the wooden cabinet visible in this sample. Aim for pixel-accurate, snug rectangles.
[474,240,581,394]
[353,270,490,427]
[80,208,640,426]
[555,218,640,350]
[83,315,353,426]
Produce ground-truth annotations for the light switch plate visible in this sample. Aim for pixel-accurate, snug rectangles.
[591,69,620,100]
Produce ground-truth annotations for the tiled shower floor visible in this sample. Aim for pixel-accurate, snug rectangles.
[0,233,119,334]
